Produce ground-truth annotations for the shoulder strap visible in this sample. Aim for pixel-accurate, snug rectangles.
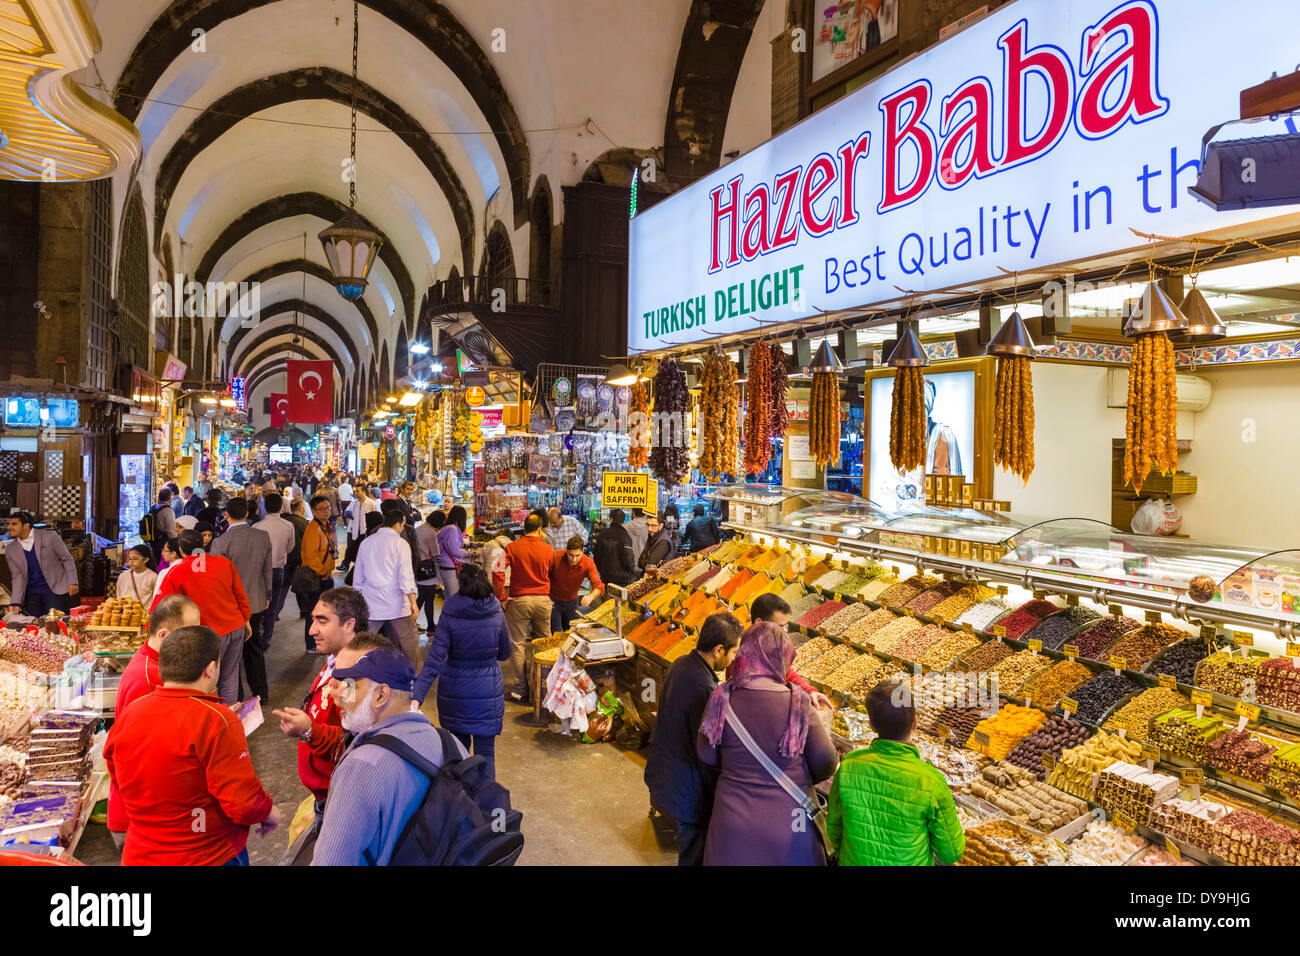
[364,733,441,779]
[724,709,818,819]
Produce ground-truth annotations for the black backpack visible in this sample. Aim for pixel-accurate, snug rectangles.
[138,504,161,542]
[365,728,524,866]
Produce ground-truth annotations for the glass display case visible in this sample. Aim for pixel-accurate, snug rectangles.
[1213,551,1300,620]
[998,518,1266,599]
[705,484,864,527]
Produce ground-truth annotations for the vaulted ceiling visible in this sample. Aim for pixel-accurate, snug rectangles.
[43,0,784,426]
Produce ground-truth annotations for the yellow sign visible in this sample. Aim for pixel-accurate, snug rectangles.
[1042,753,1057,770]
[1109,656,1128,671]
[465,386,487,407]
[1190,689,1213,706]
[1235,700,1261,721]
[1145,610,1162,624]
[991,625,1007,638]
[1165,838,1181,861]
[1028,638,1043,652]
[1060,696,1079,715]
[1232,630,1254,647]
[1063,644,1080,659]
[1158,674,1177,689]
[1113,812,1136,833]
[1287,642,1300,658]
[601,472,658,511]
[1180,767,1204,786]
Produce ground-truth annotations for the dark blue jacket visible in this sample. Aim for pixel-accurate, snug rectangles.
[681,515,720,552]
[412,594,511,735]
[643,651,720,824]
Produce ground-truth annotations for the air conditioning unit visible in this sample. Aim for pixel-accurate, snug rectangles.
[1106,370,1212,412]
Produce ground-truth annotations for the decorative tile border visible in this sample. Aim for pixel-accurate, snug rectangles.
[871,337,1300,369]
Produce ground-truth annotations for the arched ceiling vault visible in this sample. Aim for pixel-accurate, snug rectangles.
[153,66,475,274]
[227,302,363,374]
[112,0,529,224]
[226,260,378,351]
[195,191,415,323]
[236,328,346,377]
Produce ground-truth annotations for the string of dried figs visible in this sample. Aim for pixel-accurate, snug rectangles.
[1123,331,1178,494]
[650,358,691,486]
[808,371,841,467]
[627,377,651,469]
[766,341,789,440]
[743,341,772,475]
[889,365,926,472]
[993,355,1035,481]
[698,349,738,479]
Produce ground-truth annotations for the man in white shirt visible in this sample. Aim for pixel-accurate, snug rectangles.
[337,477,354,508]
[253,492,297,645]
[352,508,419,663]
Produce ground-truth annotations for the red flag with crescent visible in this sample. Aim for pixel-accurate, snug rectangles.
[269,394,289,429]
[287,360,333,423]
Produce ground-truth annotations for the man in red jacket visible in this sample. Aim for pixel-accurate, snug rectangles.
[549,535,604,631]
[107,594,201,849]
[104,625,280,866]
[151,529,252,704]
[272,587,369,813]
[750,592,830,708]
[503,513,555,704]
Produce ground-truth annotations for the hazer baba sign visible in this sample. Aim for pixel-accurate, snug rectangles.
[628,0,1300,352]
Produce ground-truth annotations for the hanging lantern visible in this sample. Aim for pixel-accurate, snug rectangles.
[1123,282,1189,337]
[1174,286,1228,343]
[807,338,845,374]
[320,0,384,301]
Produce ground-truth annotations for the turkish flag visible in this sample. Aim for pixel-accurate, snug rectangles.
[269,394,289,429]
[287,360,334,423]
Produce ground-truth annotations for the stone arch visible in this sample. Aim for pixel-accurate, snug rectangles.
[479,220,514,302]
[229,259,377,352]
[394,323,410,381]
[528,177,553,304]
[231,324,350,379]
[241,342,334,380]
[194,192,415,323]
[114,0,530,224]
[152,67,474,274]
[224,300,361,377]
[662,0,766,188]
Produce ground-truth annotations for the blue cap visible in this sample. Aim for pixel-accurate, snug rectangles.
[331,648,415,693]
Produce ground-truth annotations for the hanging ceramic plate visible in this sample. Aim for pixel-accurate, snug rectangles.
[555,408,576,432]
[537,435,550,456]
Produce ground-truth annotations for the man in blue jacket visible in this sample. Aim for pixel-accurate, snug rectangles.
[643,612,742,865]
[313,639,467,865]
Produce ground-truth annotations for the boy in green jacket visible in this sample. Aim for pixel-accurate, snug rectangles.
[827,679,965,865]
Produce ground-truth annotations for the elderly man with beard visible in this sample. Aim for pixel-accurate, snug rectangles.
[311,639,467,866]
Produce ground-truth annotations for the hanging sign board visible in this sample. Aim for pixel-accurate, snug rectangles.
[601,472,659,511]
[627,0,1300,353]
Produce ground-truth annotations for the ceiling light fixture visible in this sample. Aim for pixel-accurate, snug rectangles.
[807,339,845,374]
[605,363,640,386]
[409,342,430,355]
[985,311,1037,358]
[887,322,929,368]
[319,0,383,301]
[398,391,422,406]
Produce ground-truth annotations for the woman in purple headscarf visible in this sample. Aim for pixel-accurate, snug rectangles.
[696,621,839,865]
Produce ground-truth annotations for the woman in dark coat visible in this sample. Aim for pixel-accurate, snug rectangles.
[697,621,838,865]
[411,563,512,778]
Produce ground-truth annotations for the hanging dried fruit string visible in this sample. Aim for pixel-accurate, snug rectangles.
[1124,331,1177,494]
[650,358,691,487]
[992,355,1035,482]
[699,349,739,479]
[743,342,772,475]
[889,366,926,473]
[808,369,841,468]
[767,341,789,441]
[627,374,651,470]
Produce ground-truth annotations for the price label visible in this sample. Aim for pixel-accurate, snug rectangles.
[1066,594,1080,607]
[991,625,1007,638]
[891,566,901,576]
[1032,589,1046,600]
[1165,837,1181,861]
[1060,696,1079,715]
[1287,642,1300,658]
[1109,656,1128,671]
[833,593,842,603]
[971,730,991,749]
[996,585,1008,596]
[1063,644,1080,659]
[1190,689,1213,706]
[1180,767,1204,786]
[961,622,974,634]
[1112,717,1130,732]
[1158,673,1178,689]
[1028,638,1043,653]
[861,643,875,655]
[933,614,946,626]
[1232,630,1254,647]
[1107,604,1122,618]
[1041,752,1057,770]
[1235,700,1261,721]
[904,607,915,617]
[1141,743,1160,763]
[1113,812,1137,833]
[934,724,951,740]
[1145,610,1162,624]
[1198,625,1217,641]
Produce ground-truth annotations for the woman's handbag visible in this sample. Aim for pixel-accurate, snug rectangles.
[724,708,838,864]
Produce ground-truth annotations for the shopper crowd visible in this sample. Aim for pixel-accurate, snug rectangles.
[99,484,965,867]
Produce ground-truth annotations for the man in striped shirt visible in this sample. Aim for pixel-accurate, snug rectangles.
[544,508,588,551]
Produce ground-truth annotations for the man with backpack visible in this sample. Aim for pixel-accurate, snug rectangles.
[143,488,178,565]
[312,641,523,866]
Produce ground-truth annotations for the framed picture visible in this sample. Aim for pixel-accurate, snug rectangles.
[810,0,902,85]
[864,358,992,512]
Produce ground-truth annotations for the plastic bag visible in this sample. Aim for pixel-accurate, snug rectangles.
[1131,497,1182,536]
